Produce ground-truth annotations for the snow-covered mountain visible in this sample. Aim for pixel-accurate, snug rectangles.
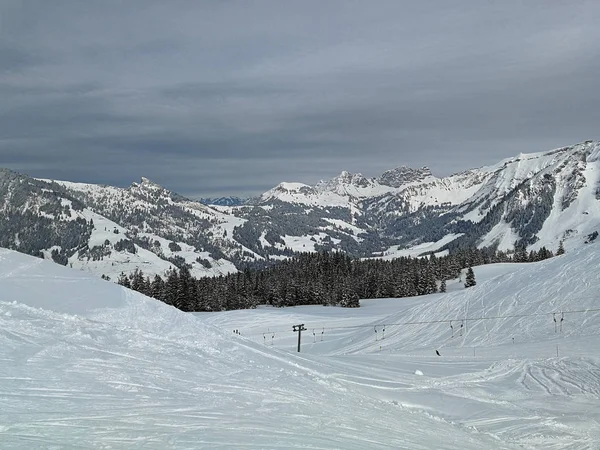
[0,171,248,280]
[1,140,599,279]
[2,237,600,447]
[251,140,600,256]
[199,196,246,207]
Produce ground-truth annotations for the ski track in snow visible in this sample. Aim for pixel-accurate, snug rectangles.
[0,300,508,450]
[2,247,600,448]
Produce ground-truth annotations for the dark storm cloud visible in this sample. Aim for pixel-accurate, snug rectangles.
[1,0,599,197]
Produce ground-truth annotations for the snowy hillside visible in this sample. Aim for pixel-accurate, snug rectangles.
[200,244,600,448]
[0,170,250,280]
[2,243,600,448]
[256,140,600,257]
[200,246,600,358]
[51,178,256,275]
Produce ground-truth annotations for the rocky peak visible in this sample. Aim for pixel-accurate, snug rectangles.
[316,171,370,193]
[377,166,432,188]
[137,177,164,189]
[129,177,175,196]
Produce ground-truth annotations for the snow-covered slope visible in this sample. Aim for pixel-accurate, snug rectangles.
[454,141,600,251]
[199,244,600,448]
[3,242,600,447]
[199,245,600,356]
[0,247,522,449]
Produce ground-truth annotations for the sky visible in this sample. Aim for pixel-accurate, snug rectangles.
[1,1,599,198]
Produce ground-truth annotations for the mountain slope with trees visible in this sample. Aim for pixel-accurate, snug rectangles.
[0,141,598,281]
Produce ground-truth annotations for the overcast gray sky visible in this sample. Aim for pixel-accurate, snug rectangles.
[1,1,599,198]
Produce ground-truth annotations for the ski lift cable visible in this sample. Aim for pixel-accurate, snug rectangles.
[238,307,600,336]
[304,307,600,331]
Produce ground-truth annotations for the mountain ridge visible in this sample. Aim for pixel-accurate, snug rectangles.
[199,196,247,207]
[1,140,598,279]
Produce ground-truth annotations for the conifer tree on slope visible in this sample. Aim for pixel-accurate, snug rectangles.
[464,267,476,288]
[151,274,165,301]
[440,278,447,293]
[117,272,131,288]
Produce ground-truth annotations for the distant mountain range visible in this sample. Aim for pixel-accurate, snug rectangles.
[1,140,599,280]
[199,196,247,207]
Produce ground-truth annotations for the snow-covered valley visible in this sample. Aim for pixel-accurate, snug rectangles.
[1,245,599,448]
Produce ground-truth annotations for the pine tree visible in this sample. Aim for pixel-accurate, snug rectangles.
[164,269,179,306]
[130,268,145,292]
[425,266,437,294]
[464,267,476,288]
[557,240,565,255]
[339,288,359,308]
[176,265,193,311]
[513,241,528,262]
[440,278,447,293]
[150,274,165,301]
[117,272,131,288]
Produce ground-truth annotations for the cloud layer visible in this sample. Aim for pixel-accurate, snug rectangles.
[1,1,599,197]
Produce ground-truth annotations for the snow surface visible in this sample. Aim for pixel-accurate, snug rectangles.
[379,234,462,259]
[2,246,600,448]
[323,218,365,238]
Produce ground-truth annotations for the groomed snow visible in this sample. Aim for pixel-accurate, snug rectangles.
[2,246,600,448]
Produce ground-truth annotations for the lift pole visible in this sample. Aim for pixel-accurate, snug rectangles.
[293,324,306,352]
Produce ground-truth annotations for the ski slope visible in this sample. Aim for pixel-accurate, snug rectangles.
[1,247,600,448]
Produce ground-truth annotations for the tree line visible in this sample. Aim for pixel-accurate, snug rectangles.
[114,243,560,312]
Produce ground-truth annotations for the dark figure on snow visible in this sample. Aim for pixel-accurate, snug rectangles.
[436,350,441,356]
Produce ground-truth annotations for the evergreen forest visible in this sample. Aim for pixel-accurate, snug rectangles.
[115,243,558,312]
